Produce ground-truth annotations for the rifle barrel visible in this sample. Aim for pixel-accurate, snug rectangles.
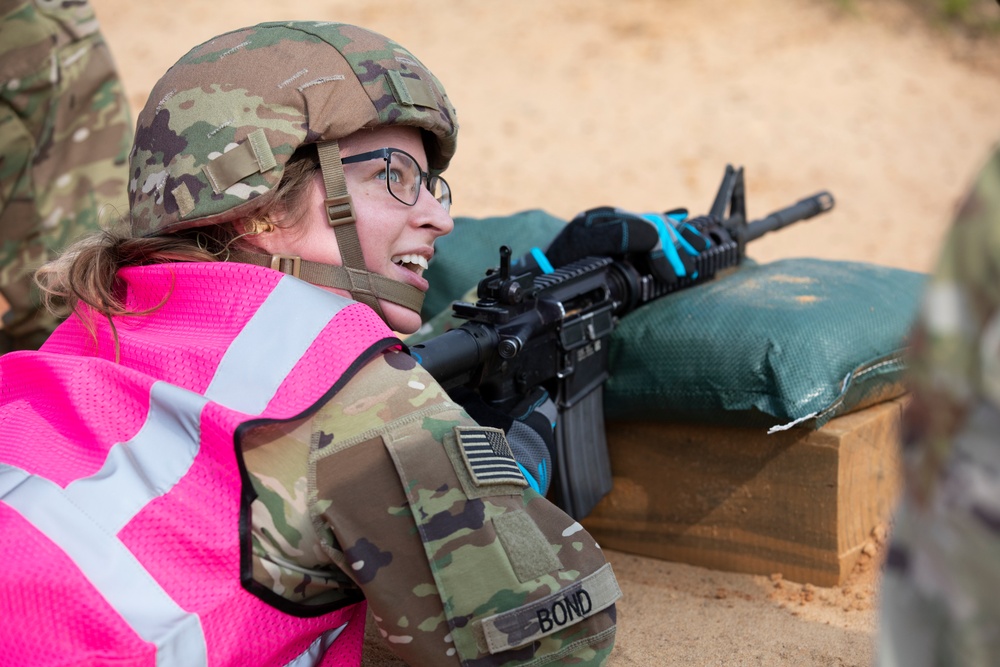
[743,191,834,242]
[408,323,499,390]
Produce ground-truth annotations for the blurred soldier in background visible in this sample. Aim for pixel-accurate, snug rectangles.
[0,0,132,352]
[878,145,1000,667]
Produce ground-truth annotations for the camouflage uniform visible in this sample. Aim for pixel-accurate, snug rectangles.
[0,0,132,352]
[878,146,1000,667]
[243,349,619,666]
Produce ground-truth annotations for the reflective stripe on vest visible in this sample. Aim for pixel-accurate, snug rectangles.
[287,628,348,667]
[0,276,352,666]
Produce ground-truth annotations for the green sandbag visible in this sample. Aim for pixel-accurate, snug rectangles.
[604,258,925,429]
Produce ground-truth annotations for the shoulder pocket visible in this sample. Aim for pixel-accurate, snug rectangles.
[382,416,620,665]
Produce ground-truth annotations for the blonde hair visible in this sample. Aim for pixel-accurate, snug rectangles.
[36,146,320,343]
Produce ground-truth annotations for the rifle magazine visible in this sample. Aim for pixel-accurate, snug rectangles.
[553,386,613,520]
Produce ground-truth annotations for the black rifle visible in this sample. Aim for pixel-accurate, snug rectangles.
[409,166,834,519]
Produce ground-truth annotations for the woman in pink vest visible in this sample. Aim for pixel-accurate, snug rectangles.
[0,21,619,667]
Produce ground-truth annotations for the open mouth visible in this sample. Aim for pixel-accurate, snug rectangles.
[391,253,429,277]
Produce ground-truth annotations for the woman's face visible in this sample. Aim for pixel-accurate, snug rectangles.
[252,126,454,334]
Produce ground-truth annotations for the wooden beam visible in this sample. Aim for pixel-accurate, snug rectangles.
[582,397,905,586]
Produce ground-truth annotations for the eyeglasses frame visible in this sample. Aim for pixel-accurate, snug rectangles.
[340,147,451,212]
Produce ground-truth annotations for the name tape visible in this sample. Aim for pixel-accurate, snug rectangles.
[479,563,622,654]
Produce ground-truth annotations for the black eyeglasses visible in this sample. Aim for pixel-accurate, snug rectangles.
[341,147,451,213]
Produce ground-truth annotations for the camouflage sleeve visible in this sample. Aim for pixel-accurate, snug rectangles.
[241,405,361,608]
[878,146,1000,667]
[0,0,132,351]
[902,145,1000,497]
[307,348,619,666]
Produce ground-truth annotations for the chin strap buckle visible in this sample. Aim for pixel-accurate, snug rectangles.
[326,194,356,227]
[270,254,302,278]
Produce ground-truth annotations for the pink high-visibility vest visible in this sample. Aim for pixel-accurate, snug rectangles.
[0,262,399,667]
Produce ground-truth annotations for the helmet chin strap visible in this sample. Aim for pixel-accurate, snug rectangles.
[228,140,426,322]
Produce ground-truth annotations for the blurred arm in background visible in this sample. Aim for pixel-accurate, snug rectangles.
[0,0,131,352]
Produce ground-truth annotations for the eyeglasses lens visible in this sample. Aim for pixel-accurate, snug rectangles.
[428,176,451,212]
[386,151,420,206]
[383,150,451,212]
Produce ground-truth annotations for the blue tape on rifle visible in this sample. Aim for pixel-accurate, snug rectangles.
[530,247,555,274]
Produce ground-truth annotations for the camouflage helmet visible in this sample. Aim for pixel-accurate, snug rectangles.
[128,21,458,316]
[130,20,457,234]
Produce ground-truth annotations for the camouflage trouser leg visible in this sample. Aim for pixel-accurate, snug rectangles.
[877,403,1000,667]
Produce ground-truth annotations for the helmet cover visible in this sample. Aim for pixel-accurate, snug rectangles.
[129,21,458,236]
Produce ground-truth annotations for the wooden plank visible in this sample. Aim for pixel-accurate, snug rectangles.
[829,398,906,580]
[582,398,905,586]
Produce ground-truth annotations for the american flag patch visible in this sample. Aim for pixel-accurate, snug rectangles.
[455,426,527,488]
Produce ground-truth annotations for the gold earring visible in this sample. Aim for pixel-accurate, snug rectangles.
[244,218,275,235]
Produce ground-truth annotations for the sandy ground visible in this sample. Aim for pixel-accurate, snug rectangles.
[84,0,1000,664]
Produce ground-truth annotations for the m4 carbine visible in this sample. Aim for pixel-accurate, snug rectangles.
[410,166,834,520]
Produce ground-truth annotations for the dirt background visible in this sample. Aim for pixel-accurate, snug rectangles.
[87,0,1000,664]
